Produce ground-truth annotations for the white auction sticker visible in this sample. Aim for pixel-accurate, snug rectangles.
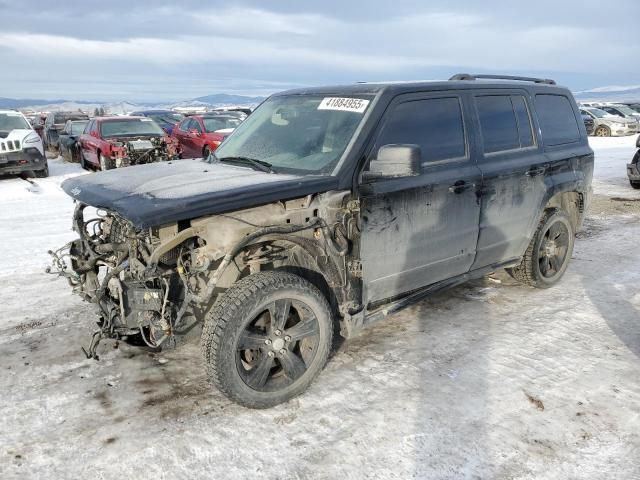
[318,97,369,113]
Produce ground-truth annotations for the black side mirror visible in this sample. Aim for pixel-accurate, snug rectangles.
[362,144,422,182]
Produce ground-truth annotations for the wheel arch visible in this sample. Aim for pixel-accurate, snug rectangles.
[215,235,345,311]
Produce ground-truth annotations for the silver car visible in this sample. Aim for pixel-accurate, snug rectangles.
[579,107,638,137]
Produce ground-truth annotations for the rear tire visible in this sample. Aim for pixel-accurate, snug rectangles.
[202,271,333,409]
[506,209,575,288]
[630,181,640,190]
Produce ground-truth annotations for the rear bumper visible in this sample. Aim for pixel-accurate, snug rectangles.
[0,148,47,174]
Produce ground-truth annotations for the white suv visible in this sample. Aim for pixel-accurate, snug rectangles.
[0,110,48,177]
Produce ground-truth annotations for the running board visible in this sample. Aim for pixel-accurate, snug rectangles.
[340,258,520,338]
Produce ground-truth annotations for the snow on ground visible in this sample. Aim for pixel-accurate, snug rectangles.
[1,138,640,479]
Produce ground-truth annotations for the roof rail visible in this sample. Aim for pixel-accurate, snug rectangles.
[449,73,556,85]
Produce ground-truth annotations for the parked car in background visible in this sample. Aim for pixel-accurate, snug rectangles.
[596,104,640,122]
[212,106,252,116]
[78,116,180,170]
[43,111,89,151]
[627,135,640,189]
[579,107,637,136]
[58,119,89,163]
[0,110,48,177]
[129,110,184,135]
[172,114,242,158]
[581,113,595,135]
[622,102,640,114]
[53,74,593,408]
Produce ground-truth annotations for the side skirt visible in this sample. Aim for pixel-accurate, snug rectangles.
[340,258,520,338]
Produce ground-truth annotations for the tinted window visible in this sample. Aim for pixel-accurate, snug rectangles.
[476,96,520,153]
[376,97,466,163]
[535,94,580,146]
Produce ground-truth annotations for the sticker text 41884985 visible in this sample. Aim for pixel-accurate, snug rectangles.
[317,97,370,113]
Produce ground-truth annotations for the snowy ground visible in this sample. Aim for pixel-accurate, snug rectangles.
[1,137,640,479]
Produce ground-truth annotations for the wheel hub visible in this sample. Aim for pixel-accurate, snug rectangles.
[272,338,285,351]
[543,240,557,257]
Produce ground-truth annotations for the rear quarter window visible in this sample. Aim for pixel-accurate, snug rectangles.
[534,94,581,146]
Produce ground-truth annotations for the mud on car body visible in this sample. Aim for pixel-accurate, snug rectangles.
[0,110,49,177]
[78,116,180,170]
[50,74,593,408]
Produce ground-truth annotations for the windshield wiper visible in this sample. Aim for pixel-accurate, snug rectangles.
[216,155,275,174]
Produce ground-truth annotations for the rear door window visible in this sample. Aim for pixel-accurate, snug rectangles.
[476,95,535,153]
[375,96,467,164]
[534,94,581,146]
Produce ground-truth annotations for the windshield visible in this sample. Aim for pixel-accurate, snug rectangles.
[612,105,638,116]
[202,116,242,133]
[0,112,30,132]
[212,94,372,174]
[70,121,89,135]
[101,119,165,138]
[148,113,184,125]
[585,108,612,118]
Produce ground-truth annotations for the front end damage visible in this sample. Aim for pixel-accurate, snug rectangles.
[48,193,363,359]
[106,136,180,168]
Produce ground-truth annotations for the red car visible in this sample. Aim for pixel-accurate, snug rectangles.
[78,116,181,170]
[172,114,242,158]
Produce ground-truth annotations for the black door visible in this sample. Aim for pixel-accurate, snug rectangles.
[359,93,482,304]
[470,91,551,269]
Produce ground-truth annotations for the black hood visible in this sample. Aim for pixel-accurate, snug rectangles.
[61,159,339,228]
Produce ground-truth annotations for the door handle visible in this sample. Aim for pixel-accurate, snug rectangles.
[448,181,475,194]
[525,167,546,177]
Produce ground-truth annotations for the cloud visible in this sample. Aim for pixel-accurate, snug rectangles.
[0,2,637,100]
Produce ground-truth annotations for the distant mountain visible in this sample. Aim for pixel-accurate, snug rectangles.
[0,97,98,109]
[0,93,266,112]
[192,93,265,104]
[574,85,640,102]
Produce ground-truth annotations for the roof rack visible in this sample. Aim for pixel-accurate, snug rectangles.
[449,73,556,85]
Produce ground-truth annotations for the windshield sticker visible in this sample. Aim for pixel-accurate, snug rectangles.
[6,112,21,116]
[140,118,153,122]
[318,97,369,113]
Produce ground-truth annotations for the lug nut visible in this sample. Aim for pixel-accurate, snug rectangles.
[264,339,272,345]
[274,329,282,336]
[284,335,291,342]
[279,348,286,354]
[267,351,275,357]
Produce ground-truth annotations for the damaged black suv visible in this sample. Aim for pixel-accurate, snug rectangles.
[50,74,593,408]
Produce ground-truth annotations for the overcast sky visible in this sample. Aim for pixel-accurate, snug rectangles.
[0,0,638,101]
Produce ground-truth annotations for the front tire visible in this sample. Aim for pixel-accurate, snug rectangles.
[507,209,575,288]
[595,125,611,137]
[630,181,640,190]
[99,153,112,171]
[202,271,333,409]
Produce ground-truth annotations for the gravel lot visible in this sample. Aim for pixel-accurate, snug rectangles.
[1,136,639,479]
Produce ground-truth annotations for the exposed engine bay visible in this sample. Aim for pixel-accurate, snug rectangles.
[107,136,180,167]
[47,203,199,358]
[47,194,360,359]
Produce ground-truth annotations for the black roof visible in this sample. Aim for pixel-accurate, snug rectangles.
[275,79,567,97]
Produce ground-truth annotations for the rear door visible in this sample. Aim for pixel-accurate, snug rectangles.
[470,90,552,268]
[359,92,482,304]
